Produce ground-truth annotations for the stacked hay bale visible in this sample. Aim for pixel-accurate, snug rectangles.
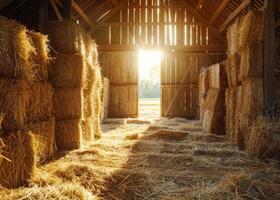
[45,21,102,149]
[101,77,110,121]
[198,67,210,121]
[201,63,227,134]
[225,11,264,148]
[0,17,54,188]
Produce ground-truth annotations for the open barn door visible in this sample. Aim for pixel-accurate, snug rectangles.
[100,52,138,118]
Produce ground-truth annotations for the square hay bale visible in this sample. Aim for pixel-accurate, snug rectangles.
[81,117,94,141]
[50,54,85,88]
[0,79,29,130]
[209,62,228,90]
[199,67,210,97]
[239,42,263,80]
[0,17,35,80]
[226,53,241,87]
[199,97,206,121]
[55,119,81,150]
[82,91,94,119]
[246,117,280,158]
[204,89,225,113]
[28,31,49,81]
[54,88,83,120]
[225,87,238,141]
[101,77,110,121]
[26,83,53,123]
[0,131,35,188]
[227,19,240,56]
[43,21,85,55]
[238,10,264,51]
[27,119,56,163]
[202,110,225,134]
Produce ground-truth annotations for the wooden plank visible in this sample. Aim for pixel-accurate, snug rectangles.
[219,0,250,32]
[264,0,276,116]
[210,0,230,23]
[50,0,63,21]
[72,1,95,29]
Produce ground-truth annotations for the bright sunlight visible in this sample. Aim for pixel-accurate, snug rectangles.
[138,50,162,118]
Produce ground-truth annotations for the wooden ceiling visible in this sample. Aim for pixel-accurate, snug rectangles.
[0,0,265,34]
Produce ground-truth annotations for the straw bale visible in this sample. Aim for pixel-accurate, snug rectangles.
[82,92,94,119]
[226,53,241,87]
[101,77,109,121]
[0,17,35,80]
[225,87,237,140]
[83,33,98,65]
[239,10,264,51]
[55,119,81,150]
[43,21,85,55]
[26,83,53,123]
[27,119,56,163]
[204,88,225,113]
[209,62,228,90]
[54,88,83,120]
[81,118,94,142]
[0,79,29,130]
[227,19,240,56]
[0,131,35,188]
[203,110,225,134]
[199,67,209,98]
[28,31,49,81]
[239,42,263,80]
[246,117,280,158]
[49,54,85,88]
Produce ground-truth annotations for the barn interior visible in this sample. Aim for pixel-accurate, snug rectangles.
[0,0,280,199]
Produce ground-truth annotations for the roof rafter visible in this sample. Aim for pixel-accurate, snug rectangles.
[196,0,205,9]
[219,0,250,32]
[210,0,230,23]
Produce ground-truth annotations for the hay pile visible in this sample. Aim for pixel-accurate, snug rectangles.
[46,21,102,149]
[200,63,227,134]
[0,17,55,188]
[225,10,265,150]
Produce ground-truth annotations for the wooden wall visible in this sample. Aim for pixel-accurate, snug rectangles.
[95,0,226,118]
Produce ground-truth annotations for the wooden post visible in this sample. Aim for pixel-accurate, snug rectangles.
[39,0,48,25]
[264,0,276,117]
[62,0,72,20]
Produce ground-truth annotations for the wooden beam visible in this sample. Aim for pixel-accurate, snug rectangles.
[196,0,205,9]
[72,1,94,28]
[62,0,72,20]
[39,0,48,25]
[50,0,63,21]
[181,1,225,42]
[92,0,129,32]
[264,0,276,117]
[210,0,230,23]
[219,0,250,32]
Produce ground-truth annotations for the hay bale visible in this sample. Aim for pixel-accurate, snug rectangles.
[26,83,53,123]
[81,118,94,142]
[82,92,94,119]
[50,54,85,88]
[203,110,225,134]
[0,79,29,130]
[209,62,228,90]
[199,67,210,96]
[239,11,264,51]
[246,117,280,158]
[0,131,35,188]
[101,77,110,121]
[239,42,263,80]
[55,119,81,150]
[27,119,56,163]
[226,53,241,87]
[227,19,240,56]
[28,31,49,81]
[0,16,35,80]
[225,87,237,140]
[43,21,85,55]
[83,33,98,66]
[54,88,83,120]
[204,89,225,112]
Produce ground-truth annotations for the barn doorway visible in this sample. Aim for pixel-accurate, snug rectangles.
[138,50,161,119]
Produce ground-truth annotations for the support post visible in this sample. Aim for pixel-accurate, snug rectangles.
[264,0,276,117]
[62,0,72,20]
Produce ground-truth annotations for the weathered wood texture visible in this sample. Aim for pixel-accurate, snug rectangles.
[161,52,226,118]
[99,52,138,118]
[275,2,280,116]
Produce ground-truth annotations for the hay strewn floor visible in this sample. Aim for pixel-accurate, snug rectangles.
[1,118,280,199]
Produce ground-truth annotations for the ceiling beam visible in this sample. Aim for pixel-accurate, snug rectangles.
[219,0,250,32]
[196,0,205,9]
[92,0,129,32]
[50,0,63,21]
[210,0,230,23]
[72,1,94,28]
[182,1,225,42]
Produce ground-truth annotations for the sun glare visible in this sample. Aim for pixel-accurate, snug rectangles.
[138,50,162,80]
